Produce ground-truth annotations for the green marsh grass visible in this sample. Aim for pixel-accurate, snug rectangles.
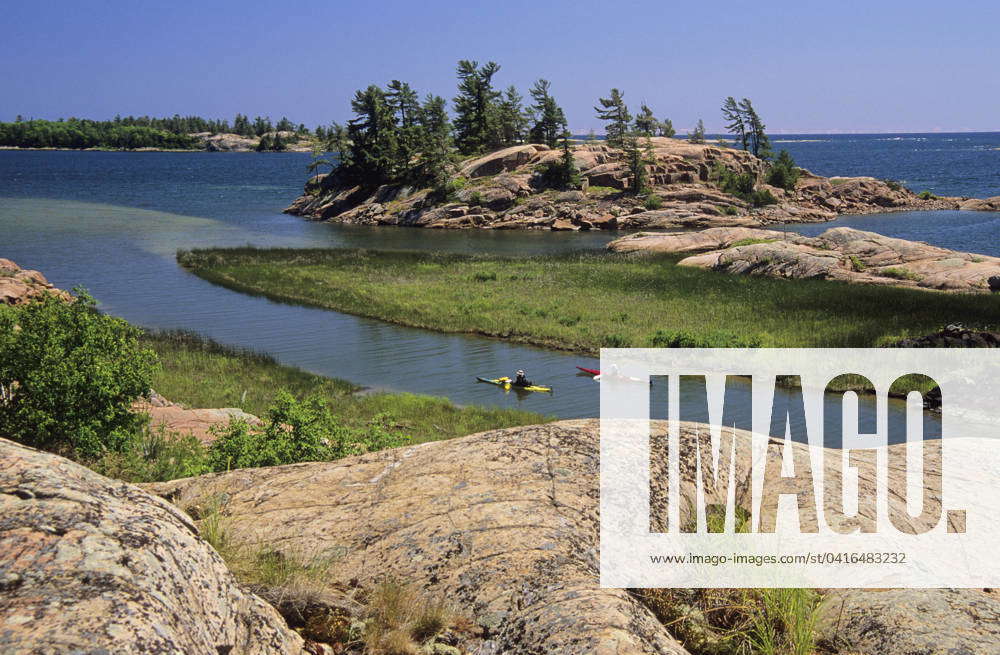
[177,247,1000,355]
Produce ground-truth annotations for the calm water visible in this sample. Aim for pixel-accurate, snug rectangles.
[2,134,995,422]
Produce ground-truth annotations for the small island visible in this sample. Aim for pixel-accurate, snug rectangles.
[285,61,999,233]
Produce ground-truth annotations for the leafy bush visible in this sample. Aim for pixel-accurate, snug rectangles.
[918,190,936,200]
[209,391,410,471]
[848,255,866,272]
[716,168,756,198]
[91,424,211,482]
[884,179,903,192]
[0,291,158,458]
[643,194,663,210]
[881,267,922,281]
[766,150,800,191]
[749,188,778,207]
[649,329,763,348]
[535,158,581,190]
[719,205,740,216]
[602,333,631,348]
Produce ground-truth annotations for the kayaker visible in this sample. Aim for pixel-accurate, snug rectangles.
[514,369,532,387]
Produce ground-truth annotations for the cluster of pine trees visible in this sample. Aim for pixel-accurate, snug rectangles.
[0,114,311,149]
[592,88,688,192]
[318,60,572,190]
[721,97,770,157]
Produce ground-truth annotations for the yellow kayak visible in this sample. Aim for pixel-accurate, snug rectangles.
[476,376,553,393]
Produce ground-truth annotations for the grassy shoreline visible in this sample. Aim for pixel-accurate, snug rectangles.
[177,247,1000,354]
[141,329,549,445]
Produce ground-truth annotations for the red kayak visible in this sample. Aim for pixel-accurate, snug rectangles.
[576,366,601,376]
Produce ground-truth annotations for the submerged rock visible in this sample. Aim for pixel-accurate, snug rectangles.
[0,437,304,654]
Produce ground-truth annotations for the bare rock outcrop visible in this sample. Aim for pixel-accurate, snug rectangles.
[815,588,1000,654]
[148,420,692,655]
[134,390,261,443]
[0,258,71,305]
[959,195,1000,212]
[0,437,304,654]
[609,226,1000,292]
[144,419,983,655]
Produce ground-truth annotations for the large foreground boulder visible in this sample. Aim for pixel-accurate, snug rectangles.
[0,437,304,654]
[145,419,995,655]
[816,588,1000,654]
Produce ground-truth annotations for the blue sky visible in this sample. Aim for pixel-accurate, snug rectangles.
[2,0,997,133]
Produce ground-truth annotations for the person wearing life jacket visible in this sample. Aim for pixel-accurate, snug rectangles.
[513,369,532,387]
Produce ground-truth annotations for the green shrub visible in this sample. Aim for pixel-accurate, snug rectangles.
[0,291,158,458]
[602,333,631,348]
[473,271,497,282]
[649,329,763,348]
[536,159,581,190]
[881,267,922,281]
[720,205,740,216]
[848,255,866,272]
[884,179,903,192]
[643,194,663,210]
[766,150,801,191]
[585,185,618,197]
[209,391,410,471]
[749,188,778,207]
[718,169,756,198]
[918,190,936,200]
[468,190,483,206]
[90,425,211,482]
[728,237,778,248]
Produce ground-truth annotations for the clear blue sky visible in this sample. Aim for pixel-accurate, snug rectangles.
[3,0,997,134]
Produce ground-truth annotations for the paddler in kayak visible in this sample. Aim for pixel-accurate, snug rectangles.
[513,369,533,387]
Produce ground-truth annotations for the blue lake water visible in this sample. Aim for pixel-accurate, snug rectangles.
[1,134,996,422]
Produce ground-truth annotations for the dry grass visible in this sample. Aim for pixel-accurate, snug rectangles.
[184,496,460,653]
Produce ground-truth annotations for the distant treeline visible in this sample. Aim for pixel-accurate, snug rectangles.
[0,114,311,150]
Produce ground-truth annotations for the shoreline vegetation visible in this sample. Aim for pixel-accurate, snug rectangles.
[140,328,546,444]
[0,115,316,152]
[176,247,1000,354]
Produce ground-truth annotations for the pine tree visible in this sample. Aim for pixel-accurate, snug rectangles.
[689,119,706,144]
[634,103,657,136]
[738,98,770,158]
[346,85,399,185]
[386,80,420,128]
[721,97,749,151]
[452,60,502,154]
[658,118,676,137]
[415,94,453,189]
[498,85,528,146]
[594,89,631,148]
[528,79,568,148]
[621,131,650,194]
[386,80,422,177]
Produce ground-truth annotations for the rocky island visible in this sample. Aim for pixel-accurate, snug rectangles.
[285,138,997,231]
